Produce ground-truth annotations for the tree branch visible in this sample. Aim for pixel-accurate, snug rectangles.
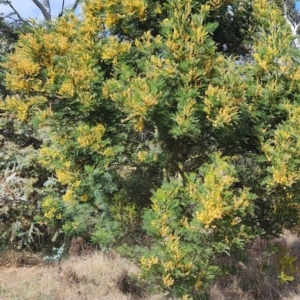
[32,0,51,21]
[59,0,65,17]
[2,0,31,25]
[43,0,51,16]
[283,2,300,49]
[71,0,81,12]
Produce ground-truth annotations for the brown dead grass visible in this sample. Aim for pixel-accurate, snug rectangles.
[0,251,164,300]
[2,231,300,300]
[209,230,300,300]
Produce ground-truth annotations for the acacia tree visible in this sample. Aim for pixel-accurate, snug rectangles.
[2,0,300,297]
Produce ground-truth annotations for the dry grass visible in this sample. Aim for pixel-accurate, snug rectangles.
[0,250,164,300]
[2,231,300,300]
[209,230,300,300]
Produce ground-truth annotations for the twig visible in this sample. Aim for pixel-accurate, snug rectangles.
[59,0,65,17]
[3,1,31,26]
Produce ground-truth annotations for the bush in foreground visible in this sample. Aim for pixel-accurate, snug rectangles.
[1,0,300,297]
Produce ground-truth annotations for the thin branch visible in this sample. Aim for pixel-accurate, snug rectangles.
[59,0,65,17]
[5,15,23,23]
[4,0,31,26]
[32,0,51,21]
[71,0,81,12]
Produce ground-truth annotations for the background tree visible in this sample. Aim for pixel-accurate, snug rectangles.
[0,13,54,250]
[275,0,300,48]
[0,0,82,22]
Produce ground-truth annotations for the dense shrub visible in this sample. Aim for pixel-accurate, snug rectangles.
[1,0,300,297]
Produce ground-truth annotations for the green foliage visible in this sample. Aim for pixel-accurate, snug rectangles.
[0,134,51,250]
[0,20,52,251]
[43,244,65,264]
[278,247,298,284]
[141,153,255,298]
[0,120,62,251]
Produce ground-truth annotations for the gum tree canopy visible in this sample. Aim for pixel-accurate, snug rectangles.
[2,0,300,298]
[0,0,81,21]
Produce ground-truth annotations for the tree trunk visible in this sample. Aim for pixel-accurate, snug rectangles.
[284,3,300,49]
[32,0,51,21]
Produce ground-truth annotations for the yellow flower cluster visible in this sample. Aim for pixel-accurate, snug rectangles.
[100,147,115,157]
[42,196,58,219]
[142,93,158,107]
[58,79,75,98]
[140,256,158,271]
[252,0,292,73]
[123,0,147,20]
[137,151,148,162]
[4,97,29,121]
[162,273,174,287]
[123,78,160,131]
[134,118,145,132]
[73,180,81,187]
[175,99,196,127]
[56,15,79,38]
[165,237,183,262]
[103,0,147,27]
[42,196,55,208]
[134,30,152,50]
[163,3,212,65]
[6,51,40,76]
[262,104,300,188]
[82,0,104,13]
[102,36,131,64]
[204,85,240,127]
[195,196,224,228]
[104,57,167,132]
[145,56,177,78]
[159,225,170,237]
[44,207,57,219]
[4,74,30,92]
[194,273,203,290]
[56,170,76,185]
[210,0,223,8]
[268,164,297,187]
[102,79,122,99]
[62,189,74,202]
[80,194,89,202]
[187,155,251,228]
[105,13,121,27]
[38,147,62,169]
[43,33,70,58]
[163,261,175,272]
[77,123,105,151]
[197,188,250,228]
[3,95,47,122]
[81,0,104,34]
